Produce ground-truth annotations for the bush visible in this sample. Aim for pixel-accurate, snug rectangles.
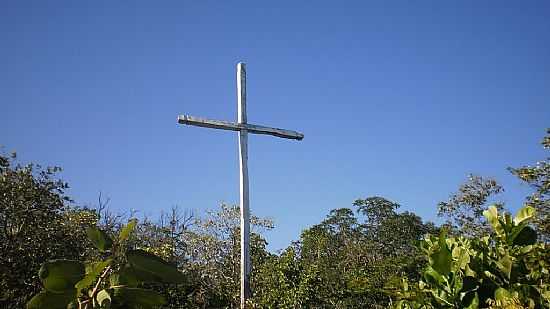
[27,219,186,309]
[393,205,550,308]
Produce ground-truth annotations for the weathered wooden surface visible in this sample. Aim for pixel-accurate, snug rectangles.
[177,115,304,140]
[237,63,251,309]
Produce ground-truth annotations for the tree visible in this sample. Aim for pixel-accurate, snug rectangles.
[252,244,321,308]
[252,197,434,308]
[0,152,92,307]
[355,197,436,258]
[182,203,273,308]
[438,175,504,237]
[133,206,194,265]
[508,129,550,242]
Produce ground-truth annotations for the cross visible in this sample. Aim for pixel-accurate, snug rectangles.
[177,62,303,308]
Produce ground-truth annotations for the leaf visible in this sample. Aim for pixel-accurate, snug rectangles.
[453,273,463,293]
[512,226,537,246]
[429,231,452,276]
[75,259,112,291]
[38,260,84,293]
[119,219,138,242]
[86,226,113,252]
[483,206,505,238]
[26,289,76,309]
[112,287,166,307]
[127,249,185,283]
[496,255,513,280]
[96,289,111,307]
[452,247,470,271]
[513,206,535,225]
[509,222,529,244]
[109,265,140,287]
[494,287,512,301]
[423,266,445,287]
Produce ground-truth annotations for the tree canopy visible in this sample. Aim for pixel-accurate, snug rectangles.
[1,129,548,308]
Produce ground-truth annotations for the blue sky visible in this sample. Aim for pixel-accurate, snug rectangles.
[1,1,549,251]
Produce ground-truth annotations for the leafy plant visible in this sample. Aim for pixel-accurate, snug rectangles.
[393,205,550,308]
[27,219,186,309]
[0,152,94,307]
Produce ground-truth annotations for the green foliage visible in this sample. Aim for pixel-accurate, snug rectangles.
[27,219,185,309]
[251,197,434,308]
[0,152,93,307]
[182,203,274,307]
[86,226,113,252]
[119,218,138,243]
[508,129,550,241]
[26,290,77,309]
[438,174,504,237]
[393,205,550,308]
[112,287,166,307]
[76,259,113,291]
[39,260,85,293]
[252,246,321,308]
[6,130,549,308]
[127,250,186,284]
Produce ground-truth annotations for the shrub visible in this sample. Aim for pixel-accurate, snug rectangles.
[27,219,186,309]
[393,205,550,308]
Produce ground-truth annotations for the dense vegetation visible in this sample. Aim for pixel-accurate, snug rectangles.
[1,130,548,308]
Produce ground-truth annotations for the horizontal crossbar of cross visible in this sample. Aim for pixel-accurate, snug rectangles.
[177,115,304,140]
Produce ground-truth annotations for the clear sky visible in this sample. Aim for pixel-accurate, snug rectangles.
[1,1,549,251]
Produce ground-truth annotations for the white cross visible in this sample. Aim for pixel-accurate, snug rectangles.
[177,62,303,308]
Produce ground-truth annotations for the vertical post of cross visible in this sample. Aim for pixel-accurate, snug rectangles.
[237,62,251,308]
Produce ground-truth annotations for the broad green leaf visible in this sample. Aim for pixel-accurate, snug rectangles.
[110,265,140,287]
[494,287,511,301]
[509,222,528,244]
[118,218,138,242]
[96,289,111,307]
[483,206,505,238]
[27,289,76,309]
[75,259,112,291]
[429,231,452,276]
[496,255,513,280]
[112,287,166,307]
[513,205,535,225]
[452,247,470,271]
[38,260,84,293]
[512,226,537,246]
[423,266,445,287]
[127,249,185,283]
[86,226,113,252]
